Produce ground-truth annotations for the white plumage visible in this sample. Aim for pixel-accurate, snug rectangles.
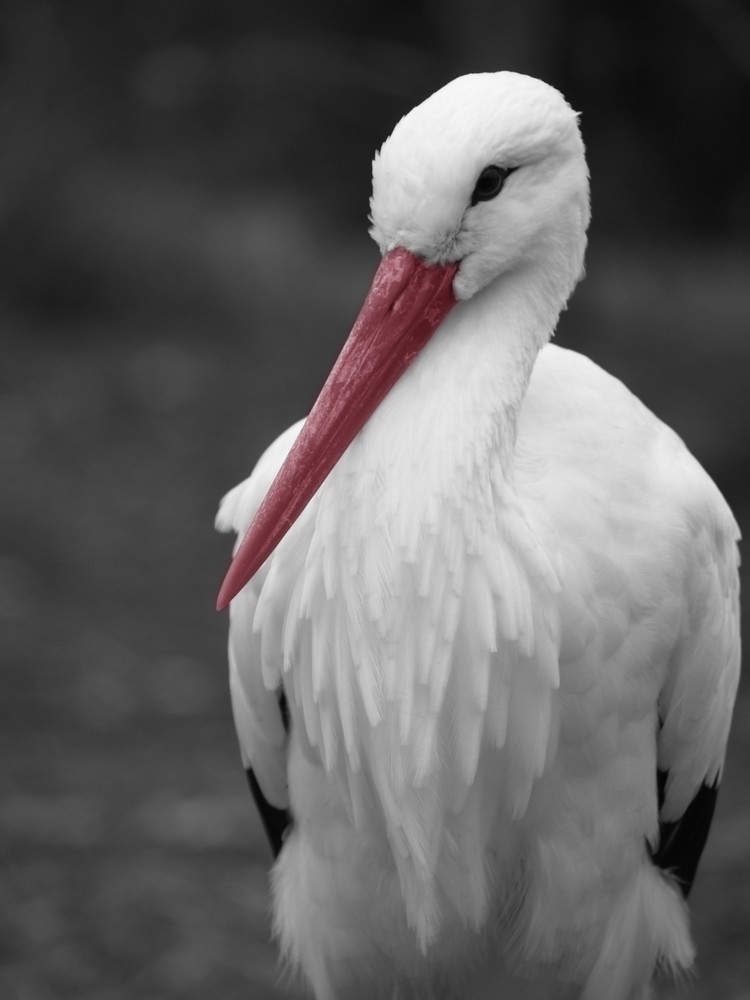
[216,73,740,999]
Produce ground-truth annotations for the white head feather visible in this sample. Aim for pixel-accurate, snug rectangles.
[369,72,590,303]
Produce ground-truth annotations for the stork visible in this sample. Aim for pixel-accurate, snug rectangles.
[215,73,740,999]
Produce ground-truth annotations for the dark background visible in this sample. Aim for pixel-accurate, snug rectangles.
[2,2,749,997]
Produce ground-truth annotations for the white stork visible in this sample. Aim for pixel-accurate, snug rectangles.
[215,73,740,1000]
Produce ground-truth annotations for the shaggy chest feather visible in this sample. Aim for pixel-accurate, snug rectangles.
[254,432,562,945]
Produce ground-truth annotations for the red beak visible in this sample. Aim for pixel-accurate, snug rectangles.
[216,247,459,610]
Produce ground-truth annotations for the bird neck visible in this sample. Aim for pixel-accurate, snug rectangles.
[348,254,569,495]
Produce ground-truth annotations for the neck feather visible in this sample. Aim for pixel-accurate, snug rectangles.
[343,254,571,494]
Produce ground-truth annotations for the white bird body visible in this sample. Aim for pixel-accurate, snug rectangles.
[216,73,740,999]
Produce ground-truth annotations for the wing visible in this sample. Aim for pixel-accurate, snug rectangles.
[653,466,741,895]
[215,420,305,856]
[522,345,741,898]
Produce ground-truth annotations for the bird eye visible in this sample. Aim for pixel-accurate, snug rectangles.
[470,165,515,206]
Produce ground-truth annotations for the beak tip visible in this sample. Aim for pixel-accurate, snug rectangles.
[216,536,263,610]
[216,566,242,611]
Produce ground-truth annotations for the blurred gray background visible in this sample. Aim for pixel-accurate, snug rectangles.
[2,1,749,998]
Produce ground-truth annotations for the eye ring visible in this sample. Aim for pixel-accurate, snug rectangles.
[470,165,515,206]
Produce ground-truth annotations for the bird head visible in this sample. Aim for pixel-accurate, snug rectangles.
[218,73,590,609]
[370,72,590,302]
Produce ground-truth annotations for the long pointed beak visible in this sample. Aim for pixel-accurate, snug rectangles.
[216,247,459,610]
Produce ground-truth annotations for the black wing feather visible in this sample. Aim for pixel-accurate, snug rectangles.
[649,769,720,898]
[246,767,292,858]
[245,690,292,859]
